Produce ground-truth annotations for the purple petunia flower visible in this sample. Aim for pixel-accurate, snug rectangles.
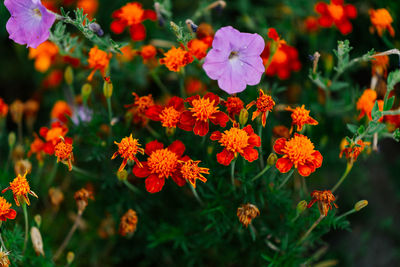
[203,26,265,94]
[5,0,56,48]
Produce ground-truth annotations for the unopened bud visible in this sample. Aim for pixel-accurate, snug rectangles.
[66,252,75,264]
[354,200,368,211]
[30,227,44,256]
[103,81,113,98]
[238,108,248,126]
[89,22,104,36]
[267,153,278,166]
[117,170,128,181]
[170,21,179,33]
[81,83,92,103]
[185,19,198,33]
[296,200,308,214]
[64,66,74,86]
[34,214,42,227]
[8,132,16,148]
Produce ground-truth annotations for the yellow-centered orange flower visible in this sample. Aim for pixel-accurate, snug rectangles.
[112,134,144,172]
[274,133,323,177]
[246,89,275,127]
[119,209,138,236]
[54,137,74,171]
[178,159,209,188]
[307,190,337,216]
[0,197,16,222]
[2,171,38,206]
[87,46,112,81]
[286,105,318,132]
[159,46,193,72]
[369,8,395,37]
[237,203,260,227]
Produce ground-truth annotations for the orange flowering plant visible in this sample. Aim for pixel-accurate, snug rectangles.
[3,0,400,266]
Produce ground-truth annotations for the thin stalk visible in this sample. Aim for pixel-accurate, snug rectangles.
[190,184,203,206]
[53,210,83,261]
[230,159,237,189]
[22,203,28,254]
[145,124,161,139]
[179,70,187,99]
[72,166,96,179]
[151,70,170,96]
[123,180,141,195]
[250,165,271,182]
[0,232,6,251]
[46,160,59,187]
[298,214,325,245]
[331,162,353,193]
[106,97,113,125]
[17,121,23,144]
[257,123,264,169]
[335,208,357,221]
[277,169,295,190]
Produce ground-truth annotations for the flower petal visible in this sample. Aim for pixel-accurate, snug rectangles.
[168,140,186,157]
[273,138,287,154]
[145,175,165,193]
[297,163,315,177]
[243,147,258,162]
[216,149,235,166]
[145,140,164,155]
[132,162,150,178]
[276,157,293,173]
[209,111,229,127]
[129,23,146,41]
[193,121,209,136]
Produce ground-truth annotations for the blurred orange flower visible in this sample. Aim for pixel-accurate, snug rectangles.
[159,46,193,72]
[119,209,138,236]
[29,41,58,73]
[369,8,395,37]
[87,46,112,81]
[0,197,16,222]
[315,0,357,35]
[0,98,8,118]
[356,89,383,121]
[51,100,72,124]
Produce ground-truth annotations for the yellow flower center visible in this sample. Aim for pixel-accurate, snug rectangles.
[190,98,219,122]
[148,149,178,178]
[33,8,42,18]
[116,136,142,160]
[220,128,249,154]
[54,140,73,160]
[282,135,315,167]
[10,174,31,196]
[256,94,275,113]
[159,107,181,128]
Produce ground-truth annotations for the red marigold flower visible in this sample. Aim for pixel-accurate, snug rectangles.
[87,46,112,81]
[356,89,383,121]
[159,46,194,72]
[180,93,229,136]
[119,209,138,236]
[286,105,318,132]
[307,190,338,216]
[210,125,261,166]
[132,140,188,193]
[51,100,72,124]
[178,159,209,188]
[339,139,370,162]
[369,8,395,37]
[273,133,323,177]
[305,16,319,32]
[0,197,16,222]
[110,2,156,41]
[125,93,155,126]
[267,28,280,41]
[188,38,210,60]
[185,77,206,96]
[140,44,157,63]
[39,121,69,155]
[112,134,144,172]
[315,0,357,35]
[77,0,99,19]
[0,98,8,118]
[222,96,244,119]
[246,89,275,127]
[42,69,63,88]
[28,134,45,162]
[146,96,186,133]
[237,203,260,227]
[2,171,38,206]
[54,137,74,171]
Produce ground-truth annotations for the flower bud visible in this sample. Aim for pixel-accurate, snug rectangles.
[238,108,248,126]
[64,66,74,86]
[117,170,128,181]
[81,83,92,103]
[354,200,368,211]
[66,252,75,264]
[34,214,42,227]
[296,200,308,214]
[267,153,278,166]
[185,19,198,33]
[30,227,44,256]
[237,203,260,227]
[8,132,16,148]
[10,100,24,124]
[89,22,104,36]
[103,81,113,98]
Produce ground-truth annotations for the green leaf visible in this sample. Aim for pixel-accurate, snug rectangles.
[387,69,400,92]
[330,81,348,91]
[357,125,365,135]
[393,128,400,142]
[371,100,382,121]
[384,96,395,111]
[346,124,358,134]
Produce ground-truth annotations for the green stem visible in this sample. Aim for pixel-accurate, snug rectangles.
[22,203,28,254]
[72,166,96,179]
[331,162,353,193]
[382,109,400,116]
[231,159,237,189]
[277,169,295,190]
[335,208,357,221]
[46,160,59,188]
[151,70,170,96]
[257,123,264,170]
[179,70,187,99]
[145,125,161,139]
[106,97,113,125]
[0,232,6,251]
[190,184,203,206]
[250,165,271,182]
[123,180,141,195]
[298,214,325,245]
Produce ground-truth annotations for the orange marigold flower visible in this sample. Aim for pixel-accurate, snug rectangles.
[159,46,193,72]
[0,197,16,222]
[87,46,112,81]
[237,203,260,227]
[28,134,45,161]
[188,38,209,60]
[246,89,275,127]
[180,93,229,136]
[315,0,357,35]
[369,8,395,37]
[307,190,338,216]
[286,105,318,132]
[112,134,144,172]
[178,159,209,188]
[51,100,72,124]
[2,171,38,206]
[340,139,370,162]
[372,55,389,77]
[0,98,8,118]
[54,137,74,171]
[210,125,261,166]
[39,121,69,155]
[140,44,157,62]
[74,188,94,213]
[222,96,244,119]
[125,93,155,126]
[119,209,138,236]
[77,0,99,18]
[356,89,383,121]
[146,96,186,133]
[132,140,187,193]
[117,45,136,62]
[28,41,59,73]
[110,2,156,41]
[185,77,206,95]
[273,133,323,177]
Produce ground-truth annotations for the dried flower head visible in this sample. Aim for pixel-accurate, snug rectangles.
[48,187,64,207]
[2,171,38,206]
[14,159,32,176]
[74,188,94,213]
[31,226,45,256]
[247,89,275,127]
[307,190,338,216]
[10,99,24,124]
[119,209,138,236]
[0,247,10,267]
[237,203,260,227]
[112,134,144,172]
[339,139,370,162]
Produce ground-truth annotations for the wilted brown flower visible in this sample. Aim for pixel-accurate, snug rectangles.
[14,159,32,176]
[119,209,138,236]
[10,99,24,124]
[237,203,260,227]
[49,187,64,207]
[74,188,94,213]
[0,248,10,267]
